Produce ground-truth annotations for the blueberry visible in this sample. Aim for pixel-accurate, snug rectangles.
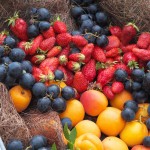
[71,30,81,36]
[47,84,60,99]
[96,12,108,27]
[132,82,142,91]
[27,24,39,38]
[71,6,84,18]
[21,60,32,73]
[37,97,51,113]
[30,7,37,15]
[92,25,102,35]
[0,65,7,82]
[79,14,91,23]
[54,69,64,81]
[32,82,47,98]
[38,147,51,150]
[125,80,133,92]
[84,33,96,43]
[146,61,150,70]
[19,73,35,89]
[131,69,145,82]
[124,100,138,113]
[0,46,5,57]
[39,21,50,32]
[87,4,98,14]
[114,69,128,82]
[9,48,26,62]
[37,8,51,21]
[132,90,148,103]
[30,135,47,150]
[96,35,109,47]
[4,36,16,48]
[142,72,150,92]
[61,86,75,100]
[4,74,16,88]
[70,47,80,54]
[8,62,22,78]
[51,97,66,113]
[146,118,150,130]
[7,140,23,150]
[2,56,12,64]
[148,105,150,116]
[143,136,150,147]
[61,117,72,130]
[80,19,94,32]
[101,28,111,36]
[121,108,135,122]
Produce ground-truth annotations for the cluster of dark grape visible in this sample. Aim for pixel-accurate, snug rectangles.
[70,0,110,47]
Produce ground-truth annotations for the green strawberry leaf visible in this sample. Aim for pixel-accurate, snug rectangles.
[68,141,74,150]
[69,127,77,144]
[63,123,70,141]
[51,143,57,150]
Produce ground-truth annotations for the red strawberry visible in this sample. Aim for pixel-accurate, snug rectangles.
[132,48,150,61]
[59,55,68,66]
[42,26,55,39]
[8,12,28,40]
[18,41,29,55]
[31,54,45,65]
[67,61,81,72]
[53,19,67,34]
[92,45,106,62]
[82,59,96,82]
[39,57,59,72]
[114,55,123,62]
[121,23,138,46]
[58,45,70,57]
[42,66,55,81]
[81,43,94,63]
[102,86,115,100]
[56,33,72,47]
[111,81,124,94]
[73,71,88,93]
[47,46,62,58]
[0,30,8,45]
[69,53,85,62]
[106,58,114,64]
[105,35,121,51]
[137,32,150,49]
[121,44,137,53]
[72,35,88,48]
[109,26,122,39]
[97,66,116,88]
[39,37,56,53]
[105,48,122,58]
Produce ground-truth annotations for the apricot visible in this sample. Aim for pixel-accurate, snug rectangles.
[131,145,150,150]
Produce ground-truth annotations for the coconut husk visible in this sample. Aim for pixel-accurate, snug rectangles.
[99,0,150,32]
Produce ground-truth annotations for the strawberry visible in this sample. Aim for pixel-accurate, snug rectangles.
[8,12,28,40]
[39,37,56,53]
[53,19,67,34]
[73,71,88,93]
[67,61,81,72]
[42,26,55,39]
[72,35,88,48]
[97,66,116,88]
[39,57,59,72]
[121,44,137,53]
[47,46,62,58]
[56,33,72,47]
[105,48,122,58]
[69,53,85,62]
[123,52,139,69]
[59,55,68,66]
[18,41,29,55]
[0,30,8,45]
[81,43,94,63]
[121,23,138,46]
[109,25,122,39]
[82,59,96,82]
[114,55,123,62]
[58,45,70,57]
[105,35,121,51]
[111,81,124,94]
[42,67,55,81]
[31,54,45,65]
[132,48,150,61]
[102,85,115,100]
[92,45,106,62]
[137,32,150,49]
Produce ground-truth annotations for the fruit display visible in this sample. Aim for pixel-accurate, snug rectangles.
[0,0,150,149]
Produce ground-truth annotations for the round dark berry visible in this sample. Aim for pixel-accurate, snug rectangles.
[4,36,16,48]
[143,136,150,147]
[84,33,96,44]
[92,25,102,35]
[61,117,72,130]
[71,30,81,36]
[114,69,128,82]
[47,84,60,99]
[27,24,39,38]
[0,65,7,82]
[124,80,133,92]
[124,100,138,113]
[71,6,84,18]
[30,7,37,15]
[142,72,150,92]
[79,14,91,24]
[87,4,98,14]
[37,8,51,21]
[121,108,135,122]
[95,12,108,27]
[81,19,94,32]
[2,56,12,64]
[21,60,32,73]
[146,118,150,130]
[61,86,75,100]
[0,46,5,57]
[146,61,150,70]
[4,74,16,88]
[7,140,23,150]
[54,69,64,81]
[132,82,142,91]
[37,97,51,113]
[32,82,47,98]
[51,97,66,113]
[39,21,50,32]
[131,69,145,82]
[96,35,109,47]
[70,47,80,54]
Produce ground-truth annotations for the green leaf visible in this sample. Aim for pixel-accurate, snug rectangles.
[63,123,70,141]
[69,127,77,144]
[51,143,57,150]
[68,141,74,150]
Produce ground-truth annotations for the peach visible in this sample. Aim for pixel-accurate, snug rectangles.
[80,90,108,116]
[131,145,150,150]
